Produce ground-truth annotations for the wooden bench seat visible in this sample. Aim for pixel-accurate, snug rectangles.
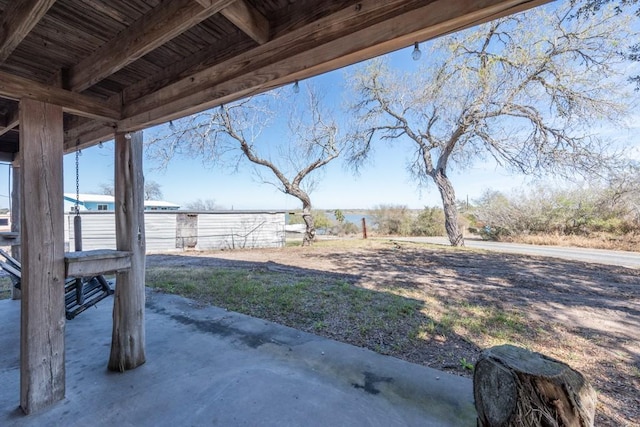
[65,249,132,277]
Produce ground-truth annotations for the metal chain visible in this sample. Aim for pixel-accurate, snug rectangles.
[75,139,80,217]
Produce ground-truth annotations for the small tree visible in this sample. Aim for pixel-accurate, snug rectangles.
[411,207,446,237]
[371,204,413,236]
[144,180,163,201]
[99,180,163,201]
[185,199,221,211]
[348,2,634,246]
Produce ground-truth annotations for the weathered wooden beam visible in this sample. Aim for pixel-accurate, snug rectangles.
[109,131,146,372]
[0,108,18,138]
[0,0,57,62]
[63,118,116,153]
[19,98,65,414]
[120,0,550,130]
[68,0,236,92]
[0,71,120,121]
[220,0,270,44]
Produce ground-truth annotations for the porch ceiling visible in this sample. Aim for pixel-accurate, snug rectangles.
[0,0,550,156]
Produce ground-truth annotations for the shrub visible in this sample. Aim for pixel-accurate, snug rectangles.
[371,204,414,236]
[411,207,445,236]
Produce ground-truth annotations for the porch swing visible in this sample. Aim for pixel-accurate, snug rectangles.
[62,141,132,319]
[0,142,132,319]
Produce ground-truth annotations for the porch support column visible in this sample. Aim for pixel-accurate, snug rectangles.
[19,98,65,413]
[108,131,146,371]
[11,157,21,300]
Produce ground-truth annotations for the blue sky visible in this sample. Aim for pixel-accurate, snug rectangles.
[0,2,637,212]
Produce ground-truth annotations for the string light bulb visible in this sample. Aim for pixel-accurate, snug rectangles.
[169,120,175,131]
[412,42,422,61]
[293,80,300,94]
[98,141,103,148]
[124,132,132,140]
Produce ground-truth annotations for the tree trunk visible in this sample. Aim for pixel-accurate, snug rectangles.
[432,169,464,246]
[474,345,596,427]
[301,201,315,246]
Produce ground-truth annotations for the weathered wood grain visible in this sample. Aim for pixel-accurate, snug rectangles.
[0,0,56,62]
[19,98,65,414]
[0,71,120,121]
[65,249,132,277]
[220,0,270,44]
[68,0,236,92]
[474,345,597,427]
[109,131,146,372]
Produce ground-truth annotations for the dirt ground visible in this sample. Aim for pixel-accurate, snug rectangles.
[147,239,639,426]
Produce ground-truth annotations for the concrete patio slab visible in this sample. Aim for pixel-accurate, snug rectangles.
[0,290,475,426]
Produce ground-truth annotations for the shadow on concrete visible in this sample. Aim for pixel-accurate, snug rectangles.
[0,271,476,426]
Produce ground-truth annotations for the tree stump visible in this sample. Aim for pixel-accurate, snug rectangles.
[474,344,596,427]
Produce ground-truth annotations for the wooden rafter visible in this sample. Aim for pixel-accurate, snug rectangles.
[219,0,270,45]
[63,118,116,152]
[0,0,57,63]
[118,0,551,130]
[67,0,237,92]
[0,108,18,139]
[0,71,120,121]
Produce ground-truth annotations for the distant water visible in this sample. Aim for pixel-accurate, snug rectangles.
[342,214,373,226]
[285,212,375,228]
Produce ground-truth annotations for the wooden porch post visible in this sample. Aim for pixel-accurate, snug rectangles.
[109,131,146,371]
[19,98,65,414]
[11,158,21,300]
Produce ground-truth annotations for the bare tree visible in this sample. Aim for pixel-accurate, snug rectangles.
[146,86,343,245]
[98,182,114,196]
[143,180,163,201]
[99,180,163,201]
[348,2,634,246]
[185,199,221,211]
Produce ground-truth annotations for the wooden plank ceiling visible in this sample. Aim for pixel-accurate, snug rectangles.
[0,0,550,156]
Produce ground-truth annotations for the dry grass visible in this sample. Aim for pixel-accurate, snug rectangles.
[146,239,639,426]
[503,232,640,252]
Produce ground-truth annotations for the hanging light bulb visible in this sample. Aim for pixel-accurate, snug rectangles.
[169,120,175,131]
[124,132,132,140]
[412,42,421,61]
[293,80,300,94]
[98,141,104,148]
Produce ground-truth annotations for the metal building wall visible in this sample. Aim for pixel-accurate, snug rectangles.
[196,212,286,250]
[65,211,285,252]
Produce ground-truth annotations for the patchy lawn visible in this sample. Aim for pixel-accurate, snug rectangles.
[146,239,639,426]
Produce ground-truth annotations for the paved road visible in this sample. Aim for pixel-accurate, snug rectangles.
[385,236,640,269]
